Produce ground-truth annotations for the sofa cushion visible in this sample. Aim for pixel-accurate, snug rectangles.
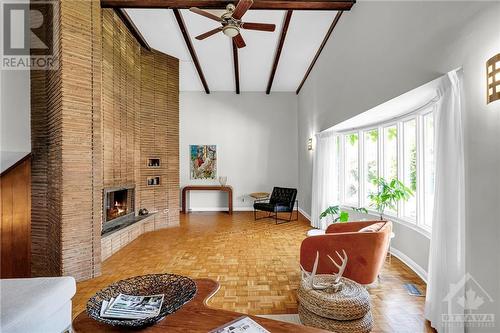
[254,202,292,212]
[359,222,385,232]
[0,277,76,333]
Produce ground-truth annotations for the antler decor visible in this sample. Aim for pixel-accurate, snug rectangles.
[300,250,348,292]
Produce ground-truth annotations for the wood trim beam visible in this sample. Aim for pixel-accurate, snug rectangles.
[296,11,343,95]
[232,41,240,94]
[266,10,292,95]
[173,9,210,94]
[114,8,151,51]
[102,0,355,10]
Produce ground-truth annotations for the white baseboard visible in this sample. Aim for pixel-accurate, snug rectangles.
[390,247,428,283]
[186,207,313,218]
[298,208,311,221]
[185,207,254,212]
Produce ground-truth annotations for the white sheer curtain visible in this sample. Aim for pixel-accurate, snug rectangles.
[311,131,339,229]
[424,69,466,333]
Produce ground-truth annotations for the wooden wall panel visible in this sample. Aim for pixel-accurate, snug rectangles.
[1,156,32,278]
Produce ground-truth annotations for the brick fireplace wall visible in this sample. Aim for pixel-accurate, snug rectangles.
[101,9,179,230]
[31,0,103,280]
[31,3,179,281]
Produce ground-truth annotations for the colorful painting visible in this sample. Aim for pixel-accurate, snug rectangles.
[190,145,217,179]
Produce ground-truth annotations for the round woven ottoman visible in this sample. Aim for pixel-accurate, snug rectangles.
[299,304,373,333]
[297,275,373,332]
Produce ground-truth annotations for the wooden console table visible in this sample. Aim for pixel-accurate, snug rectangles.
[72,279,329,333]
[182,185,233,214]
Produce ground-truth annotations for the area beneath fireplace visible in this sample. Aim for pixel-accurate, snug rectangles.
[101,212,157,237]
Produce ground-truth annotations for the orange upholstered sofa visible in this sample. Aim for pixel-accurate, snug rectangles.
[300,220,392,284]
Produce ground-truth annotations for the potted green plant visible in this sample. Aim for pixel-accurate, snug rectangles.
[320,205,368,225]
[368,177,414,220]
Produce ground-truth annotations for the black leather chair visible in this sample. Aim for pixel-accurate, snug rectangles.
[253,187,298,224]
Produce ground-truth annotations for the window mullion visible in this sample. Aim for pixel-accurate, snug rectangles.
[416,115,424,228]
[340,135,345,205]
[397,122,404,218]
[358,130,364,208]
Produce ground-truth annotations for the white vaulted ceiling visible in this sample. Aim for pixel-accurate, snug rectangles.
[126,9,338,92]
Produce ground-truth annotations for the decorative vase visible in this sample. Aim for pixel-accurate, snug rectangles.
[218,176,227,187]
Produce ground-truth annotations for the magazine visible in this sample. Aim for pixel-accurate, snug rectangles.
[99,294,164,320]
[210,316,270,333]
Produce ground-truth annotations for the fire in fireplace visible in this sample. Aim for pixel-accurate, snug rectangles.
[103,186,135,225]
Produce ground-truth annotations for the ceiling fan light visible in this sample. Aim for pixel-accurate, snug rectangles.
[223,25,240,38]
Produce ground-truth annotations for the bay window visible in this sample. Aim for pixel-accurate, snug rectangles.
[336,108,435,233]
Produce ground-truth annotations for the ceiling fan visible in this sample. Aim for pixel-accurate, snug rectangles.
[189,0,276,48]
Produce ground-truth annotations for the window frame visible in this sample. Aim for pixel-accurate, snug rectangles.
[336,106,435,237]
[400,116,418,223]
[421,109,436,230]
[361,128,379,211]
[342,132,360,207]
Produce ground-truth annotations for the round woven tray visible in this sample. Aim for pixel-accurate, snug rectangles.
[299,304,373,333]
[87,273,197,328]
[297,275,370,321]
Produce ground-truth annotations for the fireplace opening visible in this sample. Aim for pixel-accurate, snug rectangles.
[106,189,132,221]
[103,186,135,234]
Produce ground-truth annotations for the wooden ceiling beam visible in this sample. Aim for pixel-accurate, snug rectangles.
[266,10,292,95]
[232,41,240,94]
[172,9,210,94]
[101,0,355,10]
[296,11,343,94]
[114,8,151,51]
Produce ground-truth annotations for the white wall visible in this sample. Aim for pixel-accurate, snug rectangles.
[436,4,500,326]
[297,2,500,319]
[0,69,31,172]
[180,92,298,211]
[0,70,31,150]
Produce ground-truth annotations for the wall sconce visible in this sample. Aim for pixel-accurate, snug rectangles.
[307,138,313,151]
[487,53,500,104]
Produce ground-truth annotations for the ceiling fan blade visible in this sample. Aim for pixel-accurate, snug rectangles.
[189,7,223,22]
[233,33,246,48]
[232,0,253,20]
[241,22,276,32]
[195,27,223,40]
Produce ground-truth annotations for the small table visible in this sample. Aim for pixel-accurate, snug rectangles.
[182,185,233,214]
[72,279,330,333]
[249,192,270,200]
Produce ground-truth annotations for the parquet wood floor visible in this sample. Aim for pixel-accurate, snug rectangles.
[73,212,435,332]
